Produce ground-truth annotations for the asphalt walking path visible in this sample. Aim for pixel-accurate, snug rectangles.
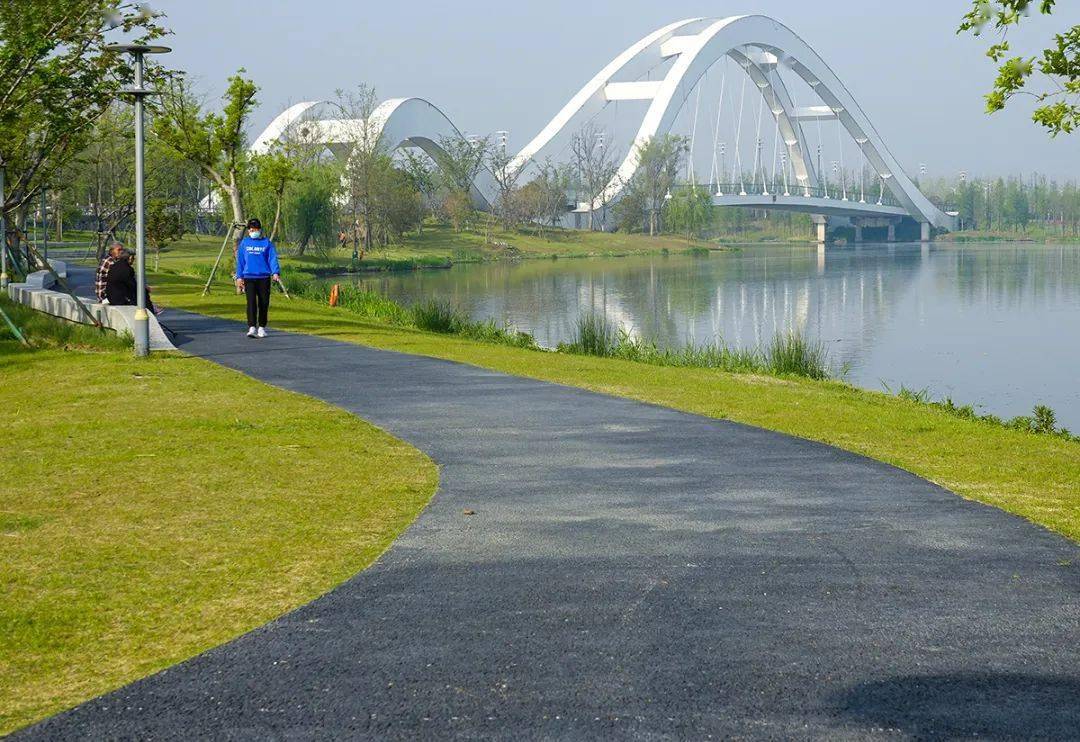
[19,308,1080,740]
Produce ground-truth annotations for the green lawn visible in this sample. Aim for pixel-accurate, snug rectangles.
[152,271,1080,544]
[0,301,438,734]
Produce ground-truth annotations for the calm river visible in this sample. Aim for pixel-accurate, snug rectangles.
[344,242,1080,429]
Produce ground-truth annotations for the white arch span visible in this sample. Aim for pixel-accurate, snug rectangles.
[252,15,955,230]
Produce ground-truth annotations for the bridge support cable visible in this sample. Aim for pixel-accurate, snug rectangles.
[856,136,868,203]
[687,74,703,184]
[753,75,766,195]
[836,112,848,201]
[708,59,728,194]
[768,69,783,197]
[815,108,828,199]
[732,68,748,195]
[786,81,811,197]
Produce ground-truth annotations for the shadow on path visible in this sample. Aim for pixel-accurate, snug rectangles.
[835,673,1080,740]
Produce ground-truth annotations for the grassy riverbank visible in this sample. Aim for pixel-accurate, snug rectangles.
[0,299,438,734]
[66,221,728,278]
[937,229,1080,243]
[151,271,1080,544]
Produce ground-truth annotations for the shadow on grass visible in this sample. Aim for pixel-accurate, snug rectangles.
[833,673,1080,740]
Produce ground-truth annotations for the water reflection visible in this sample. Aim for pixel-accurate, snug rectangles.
[345,243,1080,428]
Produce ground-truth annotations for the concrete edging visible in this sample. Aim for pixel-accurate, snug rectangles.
[5,268,175,351]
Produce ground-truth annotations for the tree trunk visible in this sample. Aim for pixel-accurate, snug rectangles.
[228,186,243,229]
[270,193,282,242]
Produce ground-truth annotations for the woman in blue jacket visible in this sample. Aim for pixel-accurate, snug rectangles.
[234,218,281,338]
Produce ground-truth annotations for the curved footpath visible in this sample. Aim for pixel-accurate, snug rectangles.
[18,310,1079,740]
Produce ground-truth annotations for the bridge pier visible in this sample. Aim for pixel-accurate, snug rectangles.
[921,222,931,242]
[853,220,864,243]
[887,223,897,242]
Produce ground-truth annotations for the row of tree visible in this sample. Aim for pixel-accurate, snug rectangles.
[921,175,1080,234]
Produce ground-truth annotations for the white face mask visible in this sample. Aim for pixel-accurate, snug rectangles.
[249,230,262,239]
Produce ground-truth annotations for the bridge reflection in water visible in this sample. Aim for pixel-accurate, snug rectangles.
[350,243,1080,428]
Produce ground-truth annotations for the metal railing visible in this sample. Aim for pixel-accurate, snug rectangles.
[673,182,903,209]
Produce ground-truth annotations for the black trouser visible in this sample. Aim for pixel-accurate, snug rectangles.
[244,277,271,327]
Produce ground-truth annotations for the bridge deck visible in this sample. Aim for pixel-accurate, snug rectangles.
[711,193,910,220]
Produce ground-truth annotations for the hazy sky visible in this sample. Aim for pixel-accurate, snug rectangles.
[152,0,1080,180]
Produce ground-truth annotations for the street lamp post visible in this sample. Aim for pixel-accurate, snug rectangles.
[107,43,171,357]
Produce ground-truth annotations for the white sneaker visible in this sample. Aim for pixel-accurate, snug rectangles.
[256,327,267,339]
[247,326,257,338]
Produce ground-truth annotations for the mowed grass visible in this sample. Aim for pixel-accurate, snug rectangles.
[152,271,1080,543]
[0,310,438,734]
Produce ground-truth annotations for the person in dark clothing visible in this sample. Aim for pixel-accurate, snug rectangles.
[235,217,280,338]
[95,242,125,302]
[105,250,157,314]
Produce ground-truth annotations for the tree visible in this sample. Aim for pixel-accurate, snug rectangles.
[0,1,165,261]
[287,162,339,255]
[442,190,474,233]
[616,135,687,236]
[486,142,523,231]
[959,1,1080,135]
[145,199,181,269]
[400,148,438,232]
[334,85,390,259]
[434,133,489,231]
[519,162,569,238]
[69,102,134,257]
[250,150,296,241]
[667,186,715,241]
[569,124,620,230]
[377,167,423,245]
[154,71,258,229]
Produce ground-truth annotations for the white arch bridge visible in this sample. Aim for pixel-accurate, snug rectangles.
[253,16,957,241]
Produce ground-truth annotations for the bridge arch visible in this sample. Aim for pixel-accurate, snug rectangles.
[565,15,952,229]
[253,98,492,209]
[250,16,955,230]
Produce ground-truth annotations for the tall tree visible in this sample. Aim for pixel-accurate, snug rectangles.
[335,85,390,258]
[250,150,296,242]
[154,71,258,229]
[0,1,166,256]
[434,133,489,226]
[286,161,339,255]
[667,186,714,242]
[69,102,134,256]
[145,198,181,269]
[519,162,569,238]
[960,1,1080,135]
[486,141,523,231]
[569,124,619,231]
[619,135,687,236]
[400,148,438,232]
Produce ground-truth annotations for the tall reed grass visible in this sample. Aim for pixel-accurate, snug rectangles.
[561,312,831,380]
[289,279,536,349]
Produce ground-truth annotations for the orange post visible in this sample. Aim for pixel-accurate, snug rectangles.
[329,283,340,307]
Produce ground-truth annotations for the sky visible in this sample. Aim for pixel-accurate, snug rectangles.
[149,0,1080,181]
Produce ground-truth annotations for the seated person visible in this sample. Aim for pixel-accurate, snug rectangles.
[95,242,125,302]
[105,250,158,314]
